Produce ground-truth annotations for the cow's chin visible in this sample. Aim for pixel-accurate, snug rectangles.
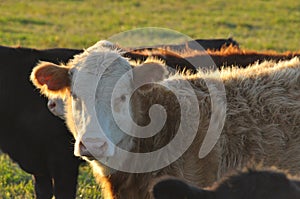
[89,158,118,176]
[82,155,97,161]
[78,148,110,162]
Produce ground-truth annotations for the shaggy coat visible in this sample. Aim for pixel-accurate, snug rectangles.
[99,57,300,199]
[30,43,300,199]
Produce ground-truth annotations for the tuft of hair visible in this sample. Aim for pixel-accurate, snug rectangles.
[30,61,71,99]
[129,56,166,67]
[131,57,169,93]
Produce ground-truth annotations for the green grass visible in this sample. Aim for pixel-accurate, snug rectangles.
[0,0,300,198]
[0,0,300,51]
[0,155,34,199]
[0,154,100,199]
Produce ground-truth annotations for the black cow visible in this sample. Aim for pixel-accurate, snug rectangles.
[0,45,83,199]
[152,169,300,199]
[133,37,239,51]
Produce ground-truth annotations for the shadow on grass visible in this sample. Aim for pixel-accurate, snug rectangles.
[7,17,52,26]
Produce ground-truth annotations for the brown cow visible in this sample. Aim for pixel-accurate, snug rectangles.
[30,41,300,199]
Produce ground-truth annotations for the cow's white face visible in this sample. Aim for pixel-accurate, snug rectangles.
[30,41,129,160]
[31,41,168,165]
[69,47,133,160]
[67,45,168,161]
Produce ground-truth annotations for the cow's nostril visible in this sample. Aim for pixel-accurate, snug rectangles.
[79,141,94,159]
[78,139,108,159]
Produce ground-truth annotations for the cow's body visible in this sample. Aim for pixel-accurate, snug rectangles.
[129,37,239,52]
[124,46,300,72]
[0,45,83,199]
[152,169,300,199]
[30,41,300,199]
[92,56,300,199]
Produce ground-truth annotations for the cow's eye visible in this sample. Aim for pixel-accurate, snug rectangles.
[120,95,126,102]
[71,91,78,100]
[72,94,78,100]
[69,68,75,76]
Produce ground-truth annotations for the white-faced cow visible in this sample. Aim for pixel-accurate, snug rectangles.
[152,168,300,199]
[31,41,300,199]
[0,45,83,199]
[0,38,239,199]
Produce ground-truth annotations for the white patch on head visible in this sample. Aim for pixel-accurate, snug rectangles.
[68,41,132,160]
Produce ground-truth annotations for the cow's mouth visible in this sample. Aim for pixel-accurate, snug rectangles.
[84,156,96,161]
[78,142,96,160]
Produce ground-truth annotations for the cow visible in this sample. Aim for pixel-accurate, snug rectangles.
[124,45,300,72]
[0,45,83,199]
[30,41,300,199]
[162,37,239,51]
[0,38,239,198]
[152,168,300,199]
[130,37,239,52]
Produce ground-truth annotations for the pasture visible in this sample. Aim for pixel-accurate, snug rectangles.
[0,0,299,198]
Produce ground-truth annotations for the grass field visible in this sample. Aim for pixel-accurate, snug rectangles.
[0,0,300,198]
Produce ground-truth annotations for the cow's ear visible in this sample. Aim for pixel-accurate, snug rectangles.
[152,178,212,199]
[30,62,70,98]
[132,61,168,92]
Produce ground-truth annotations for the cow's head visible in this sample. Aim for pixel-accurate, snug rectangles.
[30,41,168,165]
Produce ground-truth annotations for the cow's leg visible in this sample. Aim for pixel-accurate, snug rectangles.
[53,162,80,199]
[33,174,53,199]
[51,156,80,199]
[47,134,81,199]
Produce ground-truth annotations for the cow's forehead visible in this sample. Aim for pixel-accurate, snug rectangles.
[70,49,126,75]
[68,46,132,97]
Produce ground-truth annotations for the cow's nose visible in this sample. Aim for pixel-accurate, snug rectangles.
[78,138,108,158]
[78,142,93,157]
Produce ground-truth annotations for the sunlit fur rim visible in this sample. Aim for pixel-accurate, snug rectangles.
[30,61,71,100]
